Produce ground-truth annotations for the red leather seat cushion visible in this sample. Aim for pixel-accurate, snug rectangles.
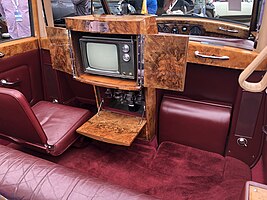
[32,101,91,156]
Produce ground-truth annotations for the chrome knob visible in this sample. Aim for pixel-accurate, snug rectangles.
[122,54,130,62]
[122,44,130,53]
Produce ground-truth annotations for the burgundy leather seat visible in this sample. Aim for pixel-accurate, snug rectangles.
[0,145,155,200]
[159,95,232,155]
[0,87,91,156]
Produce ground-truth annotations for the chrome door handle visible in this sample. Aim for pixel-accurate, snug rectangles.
[218,26,239,33]
[0,52,5,58]
[0,79,21,86]
[194,51,230,60]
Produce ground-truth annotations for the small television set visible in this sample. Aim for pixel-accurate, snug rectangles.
[79,35,136,79]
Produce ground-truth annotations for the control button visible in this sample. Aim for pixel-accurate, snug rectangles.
[122,72,126,75]
[182,26,187,32]
[129,72,133,76]
[189,26,202,35]
[162,25,171,33]
[123,54,130,62]
[172,27,179,34]
[122,44,130,53]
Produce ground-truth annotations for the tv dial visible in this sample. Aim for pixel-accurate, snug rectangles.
[122,44,130,53]
[122,54,130,62]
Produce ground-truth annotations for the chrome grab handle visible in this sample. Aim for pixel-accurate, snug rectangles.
[194,51,230,60]
[0,52,4,58]
[0,79,21,86]
[218,26,239,33]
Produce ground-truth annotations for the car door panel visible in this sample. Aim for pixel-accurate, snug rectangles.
[0,49,43,105]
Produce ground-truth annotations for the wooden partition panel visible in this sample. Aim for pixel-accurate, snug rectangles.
[144,34,188,91]
[0,38,38,59]
[65,15,158,35]
[46,27,72,75]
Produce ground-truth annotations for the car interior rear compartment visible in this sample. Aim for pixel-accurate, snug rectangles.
[1,0,267,199]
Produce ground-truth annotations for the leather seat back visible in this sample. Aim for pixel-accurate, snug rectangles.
[159,95,232,155]
[0,87,47,145]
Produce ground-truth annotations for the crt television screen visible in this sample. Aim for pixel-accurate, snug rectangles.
[86,42,119,71]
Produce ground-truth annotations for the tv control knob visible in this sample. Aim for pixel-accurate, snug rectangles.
[172,27,179,34]
[129,72,133,76]
[122,72,126,75]
[182,26,187,32]
[122,44,130,53]
[123,54,130,62]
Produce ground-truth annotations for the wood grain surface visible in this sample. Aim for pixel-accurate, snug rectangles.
[144,88,157,140]
[156,16,249,38]
[144,34,188,91]
[66,15,158,35]
[39,37,50,50]
[250,185,267,200]
[77,110,146,146]
[0,38,38,59]
[77,74,140,90]
[187,41,267,71]
[46,26,72,74]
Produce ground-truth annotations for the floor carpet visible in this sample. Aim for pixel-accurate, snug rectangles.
[7,140,251,200]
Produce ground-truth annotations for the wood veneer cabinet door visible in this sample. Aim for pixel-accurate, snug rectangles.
[77,110,146,146]
[144,34,188,91]
[46,27,72,75]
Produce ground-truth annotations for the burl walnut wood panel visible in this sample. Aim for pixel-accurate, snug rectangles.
[77,110,146,146]
[66,15,158,35]
[77,74,140,91]
[144,34,188,91]
[39,37,50,50]
[144,88,157,140]
[156,17,249,39]
[188,41,267,71]
[46,26,72,74]
[0,38,38,59]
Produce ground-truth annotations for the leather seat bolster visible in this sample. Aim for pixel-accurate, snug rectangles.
[0,145,155,200]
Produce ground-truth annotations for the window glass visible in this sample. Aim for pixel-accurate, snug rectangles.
[51,0,255,26]
[0,0,32,42]
[51,0,120,26]
[165,0,254,25]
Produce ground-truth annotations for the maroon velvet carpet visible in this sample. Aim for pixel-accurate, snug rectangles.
[55,141,250,200]
[7,140,251,199]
